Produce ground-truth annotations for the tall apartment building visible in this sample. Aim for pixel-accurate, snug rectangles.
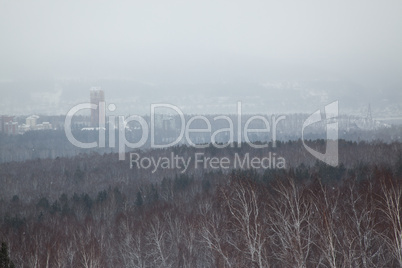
[4,121,18,135]
[0,115,14,133]
[90,88,105,127]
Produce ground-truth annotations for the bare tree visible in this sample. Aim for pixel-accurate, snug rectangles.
[311,181,342,268]
[119,220,146,268]
[221,179,268,268]
[343,179,385,267]
[378,177,402,266]
[268,178,313,268]
[201,211,233,268]
[74,225,102,268]
[145,216,172,268]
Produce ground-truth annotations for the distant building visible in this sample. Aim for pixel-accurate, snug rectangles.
[20,115,53,132]
[33,121,53,131]
[4,121,18,135]
[0,115,14,133]
[41,122,52,130]
[26,115,40,128]
[1,115,54,135]
[19,124,30,133]
[90,87,105,127]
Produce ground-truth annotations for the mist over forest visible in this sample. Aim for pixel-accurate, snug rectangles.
[1,1,402,267]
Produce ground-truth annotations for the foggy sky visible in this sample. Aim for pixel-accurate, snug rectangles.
[0,0,401,115]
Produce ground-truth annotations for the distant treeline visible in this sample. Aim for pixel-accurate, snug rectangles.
[0,121,401,163]
[0,141,401,266]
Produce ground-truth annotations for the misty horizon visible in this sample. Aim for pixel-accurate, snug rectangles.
[0,1,401,116]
